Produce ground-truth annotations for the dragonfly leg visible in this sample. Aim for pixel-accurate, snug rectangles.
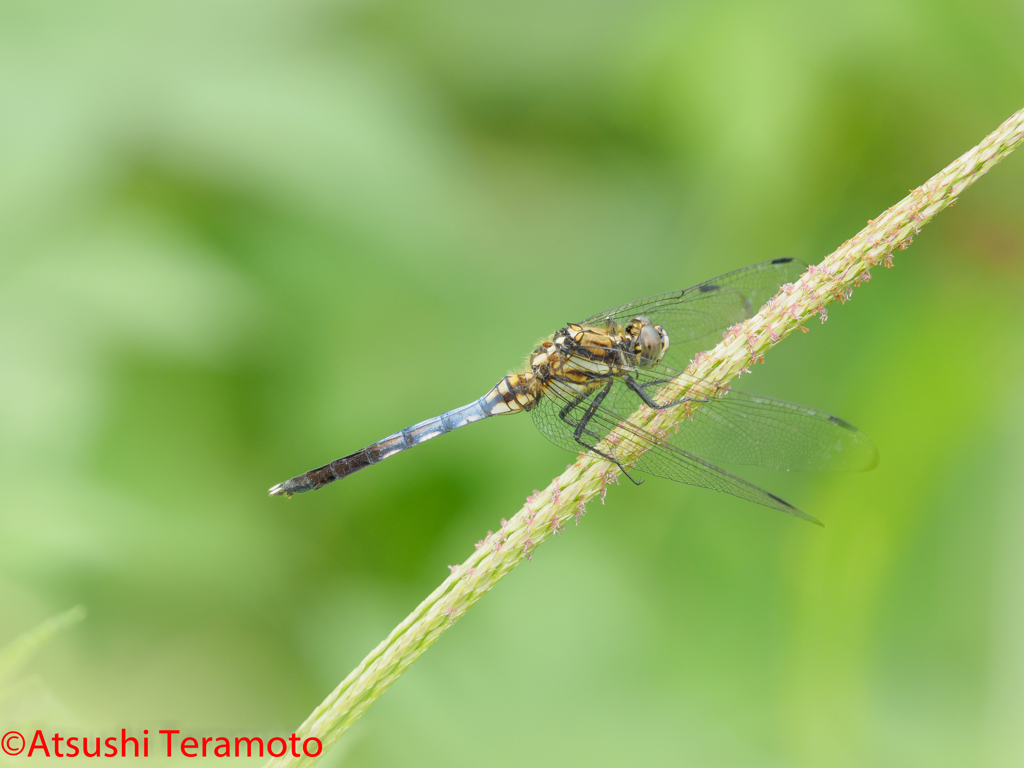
[558,390,604,443]
[566,383,643,486]
[625,375,711,410]
[638,377,673,389]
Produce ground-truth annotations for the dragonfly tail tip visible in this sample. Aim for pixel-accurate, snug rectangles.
[268,482,291,498]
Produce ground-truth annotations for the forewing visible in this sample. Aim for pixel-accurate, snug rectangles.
[532,383,821,524]
[585,258,805,369]
[605,362,879,472]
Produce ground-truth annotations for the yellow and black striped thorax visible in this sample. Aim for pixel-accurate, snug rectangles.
[533,322,632,393]
[477,322,627,416]
[478,316,667,417]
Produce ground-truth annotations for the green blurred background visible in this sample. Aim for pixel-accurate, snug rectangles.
[2,0,1023,765]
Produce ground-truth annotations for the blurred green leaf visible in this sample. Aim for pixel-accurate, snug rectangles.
[0,0,1022,764]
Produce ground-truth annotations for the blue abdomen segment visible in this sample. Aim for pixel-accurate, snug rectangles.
[268,395,496,496]
[370,400,491,461]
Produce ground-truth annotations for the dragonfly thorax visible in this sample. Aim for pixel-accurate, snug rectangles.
[526,323,626,392]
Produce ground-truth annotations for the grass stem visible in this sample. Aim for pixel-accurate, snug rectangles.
[264,106,1024,768]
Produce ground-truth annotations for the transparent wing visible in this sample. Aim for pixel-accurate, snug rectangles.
[584,258,805,369]
[600,361,879,472]
[532,381,821,524]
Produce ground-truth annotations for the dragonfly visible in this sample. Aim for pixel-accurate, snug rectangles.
[269,258,877,523]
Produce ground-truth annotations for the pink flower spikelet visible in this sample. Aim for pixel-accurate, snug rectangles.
[574,499,587,525]
[522,538,535,561]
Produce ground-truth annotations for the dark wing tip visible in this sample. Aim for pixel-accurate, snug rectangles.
[768,492,824,527]
[771,257,794,264]
[828,414,857,431]
[824,415,881,472]
[699,284,720,293]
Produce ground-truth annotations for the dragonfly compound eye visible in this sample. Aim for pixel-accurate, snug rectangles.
[637,323,664,364]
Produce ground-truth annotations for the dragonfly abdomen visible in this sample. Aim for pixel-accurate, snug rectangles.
[479,372,539,414]
[268,375,536,496]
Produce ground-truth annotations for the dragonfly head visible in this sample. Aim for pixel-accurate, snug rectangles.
[625,315,669,367]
